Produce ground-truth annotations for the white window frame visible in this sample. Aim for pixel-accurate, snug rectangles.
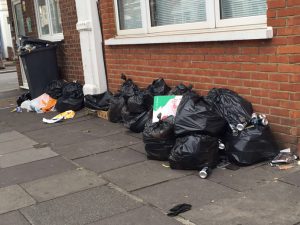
[147,0,216,33]
[110,0,270,44]
[34,0,64,41]
[215,0,267,27]
[114,0,148,35]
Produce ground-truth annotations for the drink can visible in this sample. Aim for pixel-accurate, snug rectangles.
[258,114,266,119]
[261,118,269,126]
[199,167,210,179]
[219,142,225,150]
[236,122,247,131]
[251,113,258,119]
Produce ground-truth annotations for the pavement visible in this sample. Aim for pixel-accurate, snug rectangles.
[0,71,19,93]
[0,64,23,109]
[0,89,300,225]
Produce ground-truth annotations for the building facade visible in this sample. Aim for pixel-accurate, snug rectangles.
[7,0,84,86]
[101,0,300,151]
[7,0,300,151]
[0,0,13,59]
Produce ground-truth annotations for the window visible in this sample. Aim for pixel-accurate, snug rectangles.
[34,0,63,41]
[113,0,269,40]
[117,0,143,30]
[14,2,26,36]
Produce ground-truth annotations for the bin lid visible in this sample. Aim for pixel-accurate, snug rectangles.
[19,45,57,57]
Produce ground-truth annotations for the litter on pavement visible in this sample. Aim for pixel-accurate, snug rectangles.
[15,73,298,178]
[167,203,192,217]
[270,148,299,170]
[42,110,76,124]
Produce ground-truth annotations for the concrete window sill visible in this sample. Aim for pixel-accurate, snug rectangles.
[105,27,273,46]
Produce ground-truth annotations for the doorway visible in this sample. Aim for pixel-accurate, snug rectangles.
[11,0,28,89]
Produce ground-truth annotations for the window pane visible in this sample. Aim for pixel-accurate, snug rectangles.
[117,0,142,30]
[49,0,62,34]
[14,3,26,36]
[220,0,267,19]
[37,0,50,35]
[150,0,206,27]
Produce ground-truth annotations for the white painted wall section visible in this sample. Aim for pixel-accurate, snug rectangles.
[75,0,107,95]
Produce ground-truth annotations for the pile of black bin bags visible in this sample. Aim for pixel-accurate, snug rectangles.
[45,80,85,112]
[143,87,278,170]
[83,74,279,172]
[84,74,170,130]
[169,93,226,170]
[206,88,279,166]
[109,74,171,132]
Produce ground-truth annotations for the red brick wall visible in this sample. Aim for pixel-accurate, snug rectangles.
[100,0,300,150]
[57,0,83,82]
[7,0,84,84]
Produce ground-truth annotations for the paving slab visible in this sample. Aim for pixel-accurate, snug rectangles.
[87,117,124,130]
[32,118,125,140]
[0,156,76,188]
[21,186,142,225]
[260,162,300,178]
[0,109,95,133]
[54,133,142,159]
[0,147,58,168]
[280,170,300,187]
[24,125,99,148]
[88,206,182,225]
[0,72,18,92]
[86,119,126,137]
[0,131,27,143]
[182,181,300,225]
[0,125,13,134]
[0,138,38,155]
[208,166,277,192]
[21,169,107,202]
[0,111,52,133]
[123,130,143,140]
[0,89,24,100]
[74,148,146,173]
[0,99,17,110]
[102,160,193,191]
[0,185,35,214]
[134,175,238,212]
[128,142,146,154]
[0,211,30,225]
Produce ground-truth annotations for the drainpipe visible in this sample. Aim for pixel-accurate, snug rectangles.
[75,0,107,95]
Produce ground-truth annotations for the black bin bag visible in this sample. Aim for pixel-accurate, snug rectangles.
[175,94,227,137]
[207,88,253,126]
[127,91,148,114]
[169,83,193,95]
[225,125,279,166]
[56,82,84,112]
[84,91,113,111]
[17,92,32,106]
[169,134,219,170]
[146,78,171,96]
[121,106,152,133]
[108,94,125,123]
[143,116,175,161]
[120,74,139,101]
[45,80,66,99]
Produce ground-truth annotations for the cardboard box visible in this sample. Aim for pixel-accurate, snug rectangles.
[153,95,182,122]
[97,110,109,120]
